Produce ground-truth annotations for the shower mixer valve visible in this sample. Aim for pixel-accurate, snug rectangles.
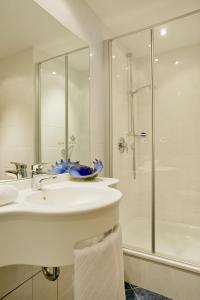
[118,137,128,153]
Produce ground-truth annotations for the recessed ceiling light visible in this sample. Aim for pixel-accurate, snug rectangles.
[175,60,180,65]
[89,53,93,57]
[154,58,159,62]
[112,55,116,59]
[52,71,56,75]
[148,44,151,48]
[160,28,167,36]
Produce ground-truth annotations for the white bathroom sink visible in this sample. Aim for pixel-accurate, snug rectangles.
[24,186,120,213]
[0,180,122,267]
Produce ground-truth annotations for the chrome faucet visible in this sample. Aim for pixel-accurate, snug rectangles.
[6,162,27,179]
[31,163,46,176]
[31,163,57,190]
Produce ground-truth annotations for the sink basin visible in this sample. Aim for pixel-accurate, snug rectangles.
[24,186,120,213]
[0,181,122,267]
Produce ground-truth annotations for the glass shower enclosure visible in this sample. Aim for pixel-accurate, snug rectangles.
[110,12,200,267]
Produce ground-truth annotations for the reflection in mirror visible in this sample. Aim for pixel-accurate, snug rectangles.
[40,48,90,166]
[68,50,90,165]
[40,56,66,165]
[0,0,88,181]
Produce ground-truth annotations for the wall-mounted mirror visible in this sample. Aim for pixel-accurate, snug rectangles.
[39,48,90,167]
[0,0,90,182]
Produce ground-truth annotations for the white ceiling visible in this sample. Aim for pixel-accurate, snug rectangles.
[84,0,200,58]
[1,0,200,63]
[0,0,86,61]
[85,0,200,38]
[112,13,200,58]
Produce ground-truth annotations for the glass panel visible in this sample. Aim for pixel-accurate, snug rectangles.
[154,13,200,265]
[40,57,66,164]
[40,49,90,167]
[111,30,152,252]
[68,49,90,165]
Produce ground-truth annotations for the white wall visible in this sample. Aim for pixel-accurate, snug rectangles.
[0,49,35,179]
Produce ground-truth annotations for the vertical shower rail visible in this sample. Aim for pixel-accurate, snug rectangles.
[127,53,137,179]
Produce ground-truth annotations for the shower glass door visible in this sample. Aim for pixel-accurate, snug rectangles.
[111,11,200,267]
[154,13,200,266]
[111,29,153,252]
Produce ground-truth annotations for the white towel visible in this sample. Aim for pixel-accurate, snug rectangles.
[74,225,125,300]
[0,185,18,206]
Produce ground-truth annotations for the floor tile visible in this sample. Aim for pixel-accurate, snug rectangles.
[125,282,172,300]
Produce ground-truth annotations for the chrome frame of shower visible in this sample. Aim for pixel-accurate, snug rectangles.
[107,8,200,271]
[65,55,69,160]
[150,28,155,253]
[35,63,41,164]
[108,40,114,177]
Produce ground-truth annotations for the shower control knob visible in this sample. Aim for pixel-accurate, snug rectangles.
[118,137,128,153]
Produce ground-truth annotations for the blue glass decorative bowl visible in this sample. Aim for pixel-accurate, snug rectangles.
[49,159,103,180]
[69,159,103,179]
[48,159,78,174]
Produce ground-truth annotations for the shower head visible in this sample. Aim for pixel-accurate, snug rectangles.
[130,84,151,95]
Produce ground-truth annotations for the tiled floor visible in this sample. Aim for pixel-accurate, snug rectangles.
[125,282,172,300]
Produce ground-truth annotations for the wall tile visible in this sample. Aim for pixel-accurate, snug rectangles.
[58,265,74,300]
[1,279,32,300]
[0,265,33,298]
[32,271,57,300]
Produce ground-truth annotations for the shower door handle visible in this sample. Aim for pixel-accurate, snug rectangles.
[135,132,147,137]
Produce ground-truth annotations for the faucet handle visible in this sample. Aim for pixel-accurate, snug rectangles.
[11,162,27,170]
[32,163,48,175]
[9,162,27,179]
